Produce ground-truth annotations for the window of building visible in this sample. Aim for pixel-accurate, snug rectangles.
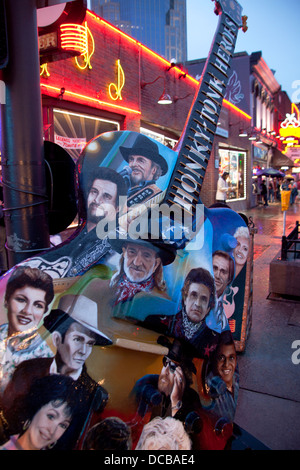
[140,127,177,148]
[53,109,120,161]
[219,148,246,201]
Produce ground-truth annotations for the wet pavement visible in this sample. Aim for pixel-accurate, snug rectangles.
[234,199,300,450]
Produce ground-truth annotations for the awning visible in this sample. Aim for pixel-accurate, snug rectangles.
[270,148,295,168]
[255,167,284,177]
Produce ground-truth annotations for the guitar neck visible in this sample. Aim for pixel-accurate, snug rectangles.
[165,11,241,215]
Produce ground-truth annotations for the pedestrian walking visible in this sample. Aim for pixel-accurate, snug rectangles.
[268,182,274,203]
[290,182,298,205]
[261,180,268,206]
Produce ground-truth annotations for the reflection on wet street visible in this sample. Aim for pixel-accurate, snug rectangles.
[240,200,299,260]
[242,201,299,237]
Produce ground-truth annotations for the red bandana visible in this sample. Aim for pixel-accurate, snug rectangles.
[115,275,155,304]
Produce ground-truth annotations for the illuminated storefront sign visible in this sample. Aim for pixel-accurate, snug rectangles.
[41,20,127,103]
[60,22,95,70]
[279,104,300,160]
[41,83,141,115]
[108,60,125,101]
[39,10,249,123]
[280,103,300,140]
[60,23,88,54]
[286,146,300,162]
[40,63,50,77]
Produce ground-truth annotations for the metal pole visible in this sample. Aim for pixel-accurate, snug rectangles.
[1,0,49,267]
[281,235,287,260]
[283,210,286,237]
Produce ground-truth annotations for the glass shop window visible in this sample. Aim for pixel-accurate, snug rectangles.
[219,148,246,201]
[53,109,120,162]
[140,127,177,148]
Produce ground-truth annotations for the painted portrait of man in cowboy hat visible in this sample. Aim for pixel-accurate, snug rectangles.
[119,134,168,208]
[109,235,176,306]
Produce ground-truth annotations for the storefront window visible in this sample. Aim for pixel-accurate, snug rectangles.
[53,109,120,161]
[219,148,246,201]
[140,127,177,148]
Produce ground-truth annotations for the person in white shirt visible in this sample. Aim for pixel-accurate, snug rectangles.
[216,172,230,203]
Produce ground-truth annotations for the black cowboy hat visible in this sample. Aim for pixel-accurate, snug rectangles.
[166,338,184,363]
[119,134,168,176]
[109,234,177,266]
[157,336,197,374]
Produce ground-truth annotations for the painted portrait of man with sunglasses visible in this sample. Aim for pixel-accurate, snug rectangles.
[130,339,202,435]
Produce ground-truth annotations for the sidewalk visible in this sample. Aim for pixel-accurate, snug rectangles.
[234,200,300,450]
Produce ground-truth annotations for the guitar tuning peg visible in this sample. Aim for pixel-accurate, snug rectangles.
[213,1,222,16]
[242,15,248,33]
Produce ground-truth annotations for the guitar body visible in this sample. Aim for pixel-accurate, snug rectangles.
[0,0,265,452]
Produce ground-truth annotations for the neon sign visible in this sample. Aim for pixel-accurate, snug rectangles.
[108,60,125,101]
[86,10,199,87]
[40,83,141,115]
[40,10,251,121]
[280,103,300,139]
[60,22,95,70]
[40,63,50,77]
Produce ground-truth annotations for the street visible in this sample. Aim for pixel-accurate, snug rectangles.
[234,199,300,450]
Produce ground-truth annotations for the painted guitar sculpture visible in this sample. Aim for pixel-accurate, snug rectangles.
[0,0,262,452]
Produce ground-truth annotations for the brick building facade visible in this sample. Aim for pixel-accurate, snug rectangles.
[40,9,256,212]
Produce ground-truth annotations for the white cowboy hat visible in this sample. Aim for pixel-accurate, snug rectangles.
[44,294,112,346]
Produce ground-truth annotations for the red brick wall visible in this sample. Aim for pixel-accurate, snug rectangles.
[40,10,253,211]
[139,48,197,136]
[40,10,197,136]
